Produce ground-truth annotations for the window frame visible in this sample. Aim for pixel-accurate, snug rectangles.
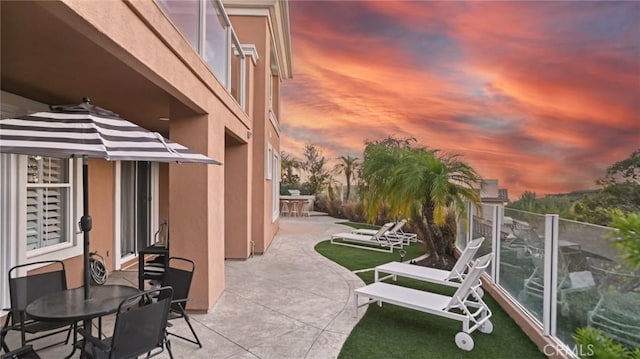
[266,144,273,180]
[24,156,73,254]
[271,151,280,222]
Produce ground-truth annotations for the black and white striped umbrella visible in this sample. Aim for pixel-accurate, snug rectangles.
[0,101,221,164]
[0,99,221,299]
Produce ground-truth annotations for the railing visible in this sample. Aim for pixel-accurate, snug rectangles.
[458,204,640,353]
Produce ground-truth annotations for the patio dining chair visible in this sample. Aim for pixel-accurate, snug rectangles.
[78,286,174,359]
[0,345,40,359]
[1,261,73,353]
[160,257,202,348]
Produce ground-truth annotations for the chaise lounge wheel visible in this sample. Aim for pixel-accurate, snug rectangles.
[479,319,493,334]
[475,287,484,298]
[455,332,474,351]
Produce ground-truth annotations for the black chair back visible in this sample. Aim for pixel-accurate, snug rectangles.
[109,287,173,359]
[8,261,67,321]
[162,258,194,307]
[159,257,202,348]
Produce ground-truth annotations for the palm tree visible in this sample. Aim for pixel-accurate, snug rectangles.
[334,155,359,201]
[280,151,301,186]
[361,138,481,267]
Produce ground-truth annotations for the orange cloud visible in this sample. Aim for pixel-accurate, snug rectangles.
[281,1,640,198]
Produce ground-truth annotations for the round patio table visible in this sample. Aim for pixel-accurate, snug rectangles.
[26,284,140,358]
[26,285,140,322]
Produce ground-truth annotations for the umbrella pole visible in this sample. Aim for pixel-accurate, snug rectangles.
[80,155,92,300]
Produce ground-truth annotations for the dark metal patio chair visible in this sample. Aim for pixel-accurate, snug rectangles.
[0,261,73,353]
[0,345,41,359]
[78,286,174,359]
[160,257,202,348]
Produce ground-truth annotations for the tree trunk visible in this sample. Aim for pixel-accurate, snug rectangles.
[422,201,457,268]
[420,202,441,261]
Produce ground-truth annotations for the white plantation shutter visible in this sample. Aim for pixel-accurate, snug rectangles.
[26,156,70,250]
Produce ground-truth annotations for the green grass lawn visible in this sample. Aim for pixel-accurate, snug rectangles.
[315,236,544,358]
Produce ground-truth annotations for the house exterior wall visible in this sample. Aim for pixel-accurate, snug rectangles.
[0,0,294,315]
[231,15,280,254]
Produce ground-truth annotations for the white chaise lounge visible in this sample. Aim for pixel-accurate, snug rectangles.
[375,237,485,293]
[354,253,494,351]
[331,223,403,253]
[352,219,418,244]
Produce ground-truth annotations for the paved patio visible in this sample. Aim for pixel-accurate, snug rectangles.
[4,216,364,358]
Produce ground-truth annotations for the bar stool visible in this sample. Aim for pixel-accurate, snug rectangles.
[280,200,290,217]
[289,200,299,217]
[300,200,310,217]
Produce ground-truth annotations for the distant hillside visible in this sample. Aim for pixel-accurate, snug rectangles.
[544,189,600,199]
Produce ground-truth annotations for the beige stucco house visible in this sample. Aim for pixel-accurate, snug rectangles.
[0,0,292,312]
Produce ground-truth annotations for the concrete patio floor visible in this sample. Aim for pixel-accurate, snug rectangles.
[4,216,364,358]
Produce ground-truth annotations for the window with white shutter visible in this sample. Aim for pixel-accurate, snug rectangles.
[25,156,71,251]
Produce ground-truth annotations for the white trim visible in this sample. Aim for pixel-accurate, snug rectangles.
[269,109,280,135]
[271,152,279,222]
[266,144,273,180]
[240,44,260,64]
[491,205,502,284]
[198,0,206,54]
[0,154,18,312]
[224,7,270,17]
[543,214,559,336]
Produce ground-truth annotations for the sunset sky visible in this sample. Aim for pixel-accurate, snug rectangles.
[279,1,639,199]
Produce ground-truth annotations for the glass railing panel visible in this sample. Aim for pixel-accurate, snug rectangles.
[553,219,639,349]
[471,204,495,278]
[205,0,229,87]
[500,208,548,323]
[157,0,199,51]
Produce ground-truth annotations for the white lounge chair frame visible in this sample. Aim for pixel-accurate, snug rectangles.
[352,222,395,236]
[331,223,403,253]
[352,219,418,245]
[354,253,494,351]
[375,237,485,293]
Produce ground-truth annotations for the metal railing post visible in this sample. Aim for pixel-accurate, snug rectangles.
[491,205,502,283]
[467,201,473,246]
[543,214,559,336]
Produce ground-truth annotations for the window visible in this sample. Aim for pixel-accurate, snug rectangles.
[0,91,83,262]
[0,92,82,314]
[272,152,279,221]
[26,156,71,251]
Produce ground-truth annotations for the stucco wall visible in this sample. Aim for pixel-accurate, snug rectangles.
[23,0,251,311]
[232,15,281,254]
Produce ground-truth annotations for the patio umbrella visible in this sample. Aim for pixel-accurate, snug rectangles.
[0,98,221,299]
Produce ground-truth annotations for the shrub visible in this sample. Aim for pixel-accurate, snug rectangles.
[342,201,365,223]
[573,327,637,359]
